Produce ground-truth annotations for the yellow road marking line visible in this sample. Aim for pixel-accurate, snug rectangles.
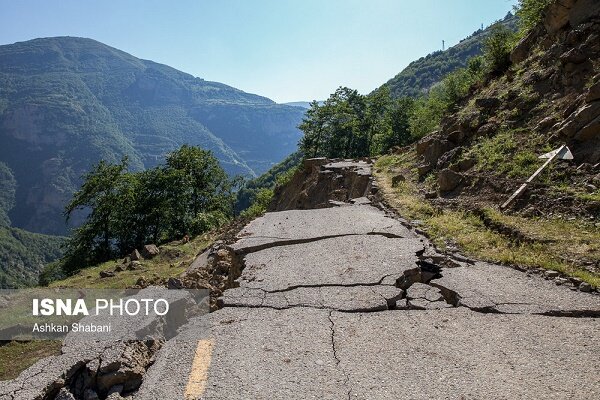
[184,339,215,399]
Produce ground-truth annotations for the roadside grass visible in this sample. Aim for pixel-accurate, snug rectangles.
[375,154,600,287]
[0,234,216,381]
[464,129,553,180]
[0,341,62,381]
[49,234,214,289]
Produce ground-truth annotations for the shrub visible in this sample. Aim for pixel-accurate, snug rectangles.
[240,188,274,219]
[483,24,517,74]
[515,0,553,33]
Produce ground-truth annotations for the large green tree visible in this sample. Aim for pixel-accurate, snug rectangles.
[299,87,416,158]
[62,146,234,273]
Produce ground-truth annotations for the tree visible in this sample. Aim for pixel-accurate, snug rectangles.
[299,87,371,159]
[64,158,129,267]
[385,97,415,149]
[165,145,233,236]
[515,0,553,33]
[61,146,234,274]
[483,24,516,74]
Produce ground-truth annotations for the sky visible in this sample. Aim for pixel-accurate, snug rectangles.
[0,0,517,103]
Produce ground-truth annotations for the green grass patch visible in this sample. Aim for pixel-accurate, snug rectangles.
[467,130,546,179]
[0,341,62,381]
[375,154,600,287]
[49,234,213,289]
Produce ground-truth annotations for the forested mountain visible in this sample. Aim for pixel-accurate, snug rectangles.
[0,161,65,287]
[380,13,518,98]
[0,37,304,236]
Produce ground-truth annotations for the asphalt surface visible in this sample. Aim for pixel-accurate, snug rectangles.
[136,202,600,399]
[2,161,599,399]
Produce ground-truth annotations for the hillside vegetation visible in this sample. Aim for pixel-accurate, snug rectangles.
[298,0,600,287]
[0,226,65,288]
[380,13,518,98]
[0,161,65,288]
[235,151,302,214]
[36,145,234,281]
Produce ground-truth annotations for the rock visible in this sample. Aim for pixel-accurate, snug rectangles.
[416,134,438,156]
[544,0,577,34]
[417,164,433,177]
[127,261,142,271]
[569,0,600,28]
[135,277,147,287]
[457,158,476,172]
[559,101,600,138]
[424,191,437,199]
[447,130,464,145]
[567,28,585,45]
[425,141,454,168]
[545,270,560,279]
[476,122,498,136]
[130,249,143,261]
[510,27,539,64]
[574,115,600,141]
[560,48,587,64]
[167,278,184,289]
[436,146,463,170]
[100,270,116,278]
[350,197,371,205]
[570,277,583,286]
[579,282,592,292]
[475,97,501,110]
[141,244,160,259]
[586,80,600,103]
[555,277,569,286]
[106,394,124,400]
[391,174,405,187]
[270,159,372,211]
[537,116,558,132]
[114,265,124,272]
[438,169,463,193]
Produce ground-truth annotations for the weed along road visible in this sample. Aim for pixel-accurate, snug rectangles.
[2,160,600,399]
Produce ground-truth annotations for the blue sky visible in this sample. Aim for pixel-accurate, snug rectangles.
[0,0,517,103]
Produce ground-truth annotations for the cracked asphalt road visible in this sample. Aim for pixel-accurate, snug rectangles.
[137,202,600,399]
[3,161,599,399]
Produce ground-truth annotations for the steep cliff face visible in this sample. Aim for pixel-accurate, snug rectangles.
[414,0,600,217]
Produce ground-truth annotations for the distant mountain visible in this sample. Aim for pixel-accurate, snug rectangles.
[0,37,305,235]
[282,101,324,109]
[379,13,518,98]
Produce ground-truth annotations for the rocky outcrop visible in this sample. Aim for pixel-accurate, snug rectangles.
[543,0,577,34]
[413,0,600,206]
[269,158,374,211]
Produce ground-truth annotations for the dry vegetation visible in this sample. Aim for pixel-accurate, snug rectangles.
[375,153,600,287]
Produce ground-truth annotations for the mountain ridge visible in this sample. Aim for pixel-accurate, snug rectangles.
[379,13,518,98]
[0,36,305,236]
